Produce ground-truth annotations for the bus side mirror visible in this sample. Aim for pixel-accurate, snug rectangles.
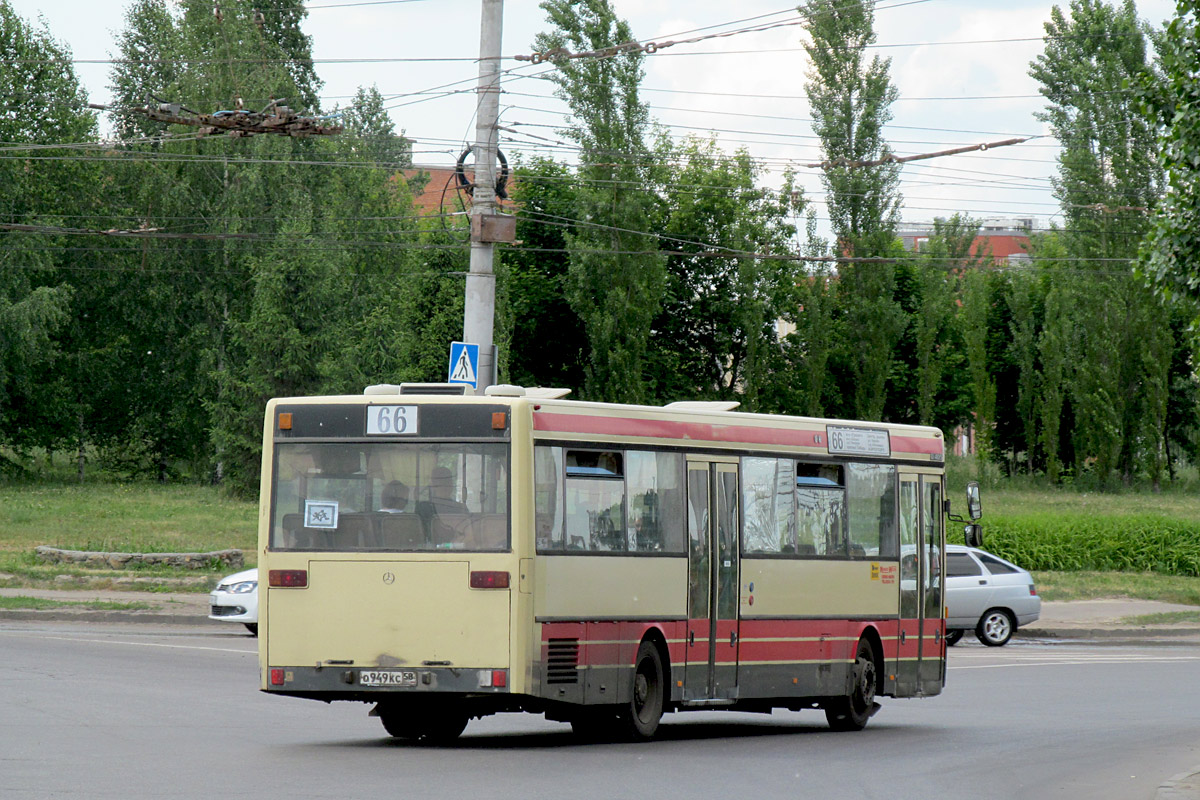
[964,524,983,548]
[966,481,982,521]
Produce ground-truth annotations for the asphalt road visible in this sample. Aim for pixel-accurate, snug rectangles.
[2,622,1199,800]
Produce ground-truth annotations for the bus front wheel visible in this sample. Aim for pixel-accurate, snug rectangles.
[825,637,879,731]
[378,706,468,744]
[617,640,665,740]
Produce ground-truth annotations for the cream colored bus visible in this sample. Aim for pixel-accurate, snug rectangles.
[258,383,967,741]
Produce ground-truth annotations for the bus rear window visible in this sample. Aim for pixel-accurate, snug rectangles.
[271,441,509,552]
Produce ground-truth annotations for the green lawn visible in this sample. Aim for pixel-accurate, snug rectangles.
[0,596,152,611]
[1,469,1198,603]
[0,482,256,588]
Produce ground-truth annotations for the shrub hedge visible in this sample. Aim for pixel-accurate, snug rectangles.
[978,514,1200,577]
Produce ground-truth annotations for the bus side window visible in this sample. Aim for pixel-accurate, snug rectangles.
[565,451,625,552]
[796,463,846,557]
[535,446,565,551]
[846,463,898,558]
[626,451,685,553]
[741,457,796,555]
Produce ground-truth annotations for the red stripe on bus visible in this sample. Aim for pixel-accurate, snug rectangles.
[533,413,823,449]
[539,618,948,668]
[533,412,942,457]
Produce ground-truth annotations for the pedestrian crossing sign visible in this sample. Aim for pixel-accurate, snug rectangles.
[448,341,480,388]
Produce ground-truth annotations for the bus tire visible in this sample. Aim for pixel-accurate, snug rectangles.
[569,709,619,742]
[617,640,665,740]
[244,623,258,636]
[379,707,468,744]
[944,629,963,646]
[825,637,879,731]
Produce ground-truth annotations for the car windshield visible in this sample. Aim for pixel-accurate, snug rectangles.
[271,441,509,552]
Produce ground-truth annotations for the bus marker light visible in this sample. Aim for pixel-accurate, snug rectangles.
[270,669,285,685]
[269,569,308,588]
[492,412,507,430]
[470,570,510,589]
[492,670,507,688]
[478,670,492,688]
[278,412,293,430]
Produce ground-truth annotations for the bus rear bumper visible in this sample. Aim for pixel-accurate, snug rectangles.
[263,665,512,696]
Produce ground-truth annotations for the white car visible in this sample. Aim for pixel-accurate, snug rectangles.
[209,568,258,636]
[945,545,1040,646]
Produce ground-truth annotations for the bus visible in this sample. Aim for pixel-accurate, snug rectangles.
[257,383,979,741]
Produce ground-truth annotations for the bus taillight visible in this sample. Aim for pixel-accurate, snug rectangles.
[269,569,308,588]
[469,570,510,589]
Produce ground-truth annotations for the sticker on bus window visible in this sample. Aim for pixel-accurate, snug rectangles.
[826,425,890,457]
[304,500,339,529]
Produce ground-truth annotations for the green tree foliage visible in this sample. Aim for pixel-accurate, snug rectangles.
[1031,0,1169,486]
[904,216,974,431]
[1140,2,1200,311]
[533,0,665,403]
[505,156,587,394]
[799,0,905,421]
[647,136,803,407]
[0,2,96,455]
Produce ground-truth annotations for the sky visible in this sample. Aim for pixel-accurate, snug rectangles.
[6,0,1182,233]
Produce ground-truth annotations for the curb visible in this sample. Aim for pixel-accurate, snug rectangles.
[1020,626,1200,640]
[1158,766,1200,800]
[0,609,215,626]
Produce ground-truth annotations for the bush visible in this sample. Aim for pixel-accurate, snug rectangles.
[982,514,1200,577]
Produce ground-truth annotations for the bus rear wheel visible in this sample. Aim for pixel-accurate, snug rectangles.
[378,705,468,744]
[616,640,665,740]
[825,637,879,731]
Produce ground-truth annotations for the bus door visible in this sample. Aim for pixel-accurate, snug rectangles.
[896,476,920,695]
[918,475,945,692]
[684,458,740,702]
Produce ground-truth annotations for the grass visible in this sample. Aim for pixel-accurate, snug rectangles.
[0,596,152,611]
[0,481,256,590]
[1122,610,1200,625]
[1033,571,1200,605]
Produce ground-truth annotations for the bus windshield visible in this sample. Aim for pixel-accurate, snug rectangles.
[270,441,509,552]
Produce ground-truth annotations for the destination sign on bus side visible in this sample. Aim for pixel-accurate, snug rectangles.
[826,425,891,457]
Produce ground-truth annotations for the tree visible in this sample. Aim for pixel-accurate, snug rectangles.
[0,2,97,457]
[1140,2,1200,313]
[647,136,803,407]
[505,156,587,394]
[533,0,665,403]
[1031,0,1168,486]
[908,216,976,431]
[799,0,906,421]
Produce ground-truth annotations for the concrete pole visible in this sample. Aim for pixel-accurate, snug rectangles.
[464,0,503,391]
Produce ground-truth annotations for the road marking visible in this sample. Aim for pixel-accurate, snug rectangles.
[0,630,254,654]
[950,655,1200,670]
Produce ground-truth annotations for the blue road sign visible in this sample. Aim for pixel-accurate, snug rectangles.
[448,341,480,388]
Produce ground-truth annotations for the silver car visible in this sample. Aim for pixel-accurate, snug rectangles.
[945,545,1041,646]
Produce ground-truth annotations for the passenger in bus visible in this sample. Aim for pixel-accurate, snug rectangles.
[419,466,471,547]
[379,480,412,512]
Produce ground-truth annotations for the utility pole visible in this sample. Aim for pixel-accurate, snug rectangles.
[463,0,504,391]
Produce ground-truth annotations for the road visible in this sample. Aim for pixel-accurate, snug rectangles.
[2,622,1198,800]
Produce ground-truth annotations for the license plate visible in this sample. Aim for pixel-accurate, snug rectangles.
[359,670,417,687]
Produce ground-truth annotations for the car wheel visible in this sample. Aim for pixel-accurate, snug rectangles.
[976,608,1015,646]
[378,706,469,744]
[825,637,879,731]
[615,640,665,740]
[244,623,258,636]
[944,629,963,646]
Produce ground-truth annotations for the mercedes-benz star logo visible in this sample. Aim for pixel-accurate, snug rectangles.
[382,572,395,585]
